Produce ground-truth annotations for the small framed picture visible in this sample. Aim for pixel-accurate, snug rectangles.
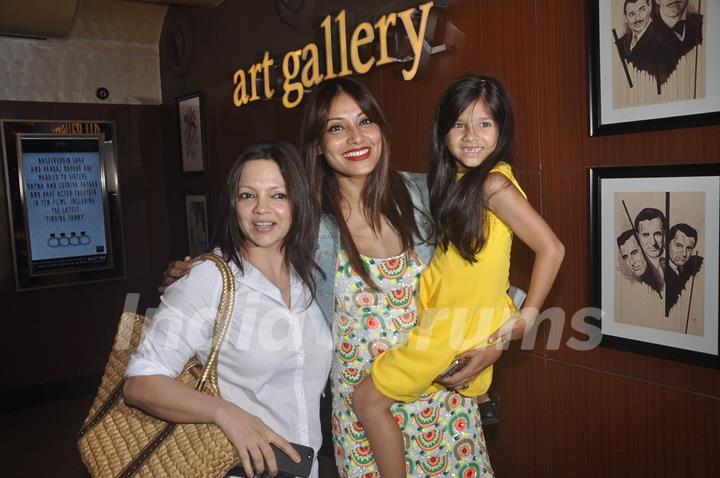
[589,164,719,367]
[185,195,209,256]
[588,0,720,135]
[177,92,206,172]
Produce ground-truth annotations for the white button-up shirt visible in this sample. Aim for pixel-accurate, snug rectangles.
[127,257,332,478]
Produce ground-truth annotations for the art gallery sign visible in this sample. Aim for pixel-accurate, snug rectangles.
[232,1,448,109]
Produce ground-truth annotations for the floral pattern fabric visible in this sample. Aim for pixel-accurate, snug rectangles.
[331,248,494,478]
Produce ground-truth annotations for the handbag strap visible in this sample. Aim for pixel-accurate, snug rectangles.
[117,254,236,478]
[78,253,235,440]
[190,252,236,392]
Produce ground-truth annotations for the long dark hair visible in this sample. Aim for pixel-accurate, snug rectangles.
[429,75,516,262]
[300,77,420,289]
[213,141,319,298]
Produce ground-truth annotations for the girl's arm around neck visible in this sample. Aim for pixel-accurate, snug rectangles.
[485,173,565,338]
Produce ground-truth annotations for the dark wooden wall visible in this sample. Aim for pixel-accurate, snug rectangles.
[1,0,718,476]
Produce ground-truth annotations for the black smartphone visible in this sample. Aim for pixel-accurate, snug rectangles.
[227,442,314,478]
[440,357,469,378]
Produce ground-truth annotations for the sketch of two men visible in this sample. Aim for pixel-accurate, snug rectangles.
[616,0,703,90]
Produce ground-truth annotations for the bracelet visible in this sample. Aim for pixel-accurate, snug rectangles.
[487,335,508,346]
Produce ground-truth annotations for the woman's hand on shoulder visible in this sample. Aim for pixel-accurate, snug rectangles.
[158,256,192,293]
[214,401,301,477]
[434,346,502,391]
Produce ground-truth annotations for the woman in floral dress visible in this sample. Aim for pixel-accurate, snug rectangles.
[301,77,496,478]
[329,248,492,477]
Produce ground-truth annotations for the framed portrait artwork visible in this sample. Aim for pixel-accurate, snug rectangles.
[588,0,720,135]
[177,92,206,172]
[589,164,719,367]
[185,194,209,256]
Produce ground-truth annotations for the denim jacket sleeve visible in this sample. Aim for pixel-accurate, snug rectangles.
[400,171,435,267]
[315,214,339,329]
[314,173,438,330]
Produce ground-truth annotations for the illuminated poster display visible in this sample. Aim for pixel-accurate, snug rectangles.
[19,137,111,274]
[1,120,125,291]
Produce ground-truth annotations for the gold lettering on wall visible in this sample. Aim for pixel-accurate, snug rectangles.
[335,10,353,77]
[374,13,397,66]
[232,1,446,109]
[397,2,434,81]
[233,69,250,106]
[282,50,304,109]
[301,43,324,88]
[350,22,376,74]
[261,51,275,99]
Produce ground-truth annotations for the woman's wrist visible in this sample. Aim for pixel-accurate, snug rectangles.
[518,306,539,328]
[212,398,238,429]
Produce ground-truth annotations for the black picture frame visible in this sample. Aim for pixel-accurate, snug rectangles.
[589,163,720,368]
[588,0,720,136]
[185,194,209,256]
[177,92,207,173]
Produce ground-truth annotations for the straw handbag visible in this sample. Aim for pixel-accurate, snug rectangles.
[78,253,241,477]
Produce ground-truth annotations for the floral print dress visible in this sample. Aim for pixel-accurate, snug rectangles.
[331,248,494,478]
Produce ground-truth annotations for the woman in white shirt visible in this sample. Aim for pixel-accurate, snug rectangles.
[123,142,333,478]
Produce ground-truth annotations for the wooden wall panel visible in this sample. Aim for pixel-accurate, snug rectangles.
[509,170,550,357]
[541,169,591,346]
[486,352,549,478]
[547,360,720,477]
[379,70,438,172]
[1,395,93,475]
[457,0,541,173]
[534,0,592,173]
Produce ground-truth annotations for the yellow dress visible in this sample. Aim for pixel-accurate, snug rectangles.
[371,162,525,401]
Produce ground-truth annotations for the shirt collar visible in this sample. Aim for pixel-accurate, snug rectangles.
[232,257,306,309]
[660,9,687,29]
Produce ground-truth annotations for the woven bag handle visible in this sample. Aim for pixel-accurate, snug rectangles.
[190,252,236,392]
[78,253,238,478]
[114,254,235,477]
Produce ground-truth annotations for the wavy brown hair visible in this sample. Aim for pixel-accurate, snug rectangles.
[213,141,319,301]
[429,75,516,263]
[300,77,421,289]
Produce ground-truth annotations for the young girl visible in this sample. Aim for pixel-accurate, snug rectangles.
[352,75,565,477]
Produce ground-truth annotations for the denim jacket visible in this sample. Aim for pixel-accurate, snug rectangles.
[313,172,435,327]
